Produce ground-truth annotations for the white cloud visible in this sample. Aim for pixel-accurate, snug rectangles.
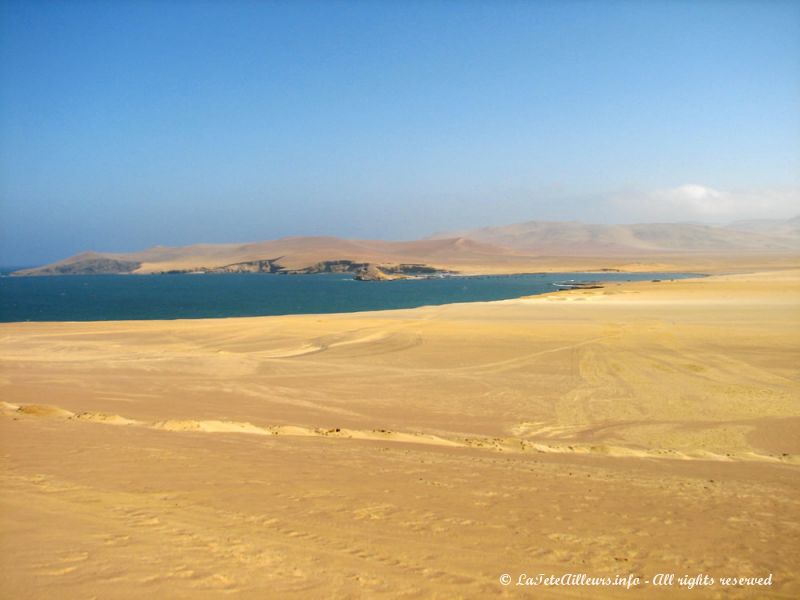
[611,184,799,222]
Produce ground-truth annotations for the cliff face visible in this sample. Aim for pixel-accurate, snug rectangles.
[207,259,282,274]
[12,255,141,276]
[285,260,369,274]
[291,261,451,279]
[169,259,455,280]
[353,265,393,281]
[162,259,284,274]
[353,264,452,281]
[12,255,454,281]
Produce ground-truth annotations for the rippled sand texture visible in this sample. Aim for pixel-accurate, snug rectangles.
[1,270,799,598]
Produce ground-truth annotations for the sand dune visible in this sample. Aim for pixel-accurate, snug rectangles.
[1,269,799,598]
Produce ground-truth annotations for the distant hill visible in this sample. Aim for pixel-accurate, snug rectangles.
[724,216,800,240]
[14,217,800,277]
[431,217,800,254]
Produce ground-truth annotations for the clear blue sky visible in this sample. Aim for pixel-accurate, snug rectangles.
[1,0,799,265]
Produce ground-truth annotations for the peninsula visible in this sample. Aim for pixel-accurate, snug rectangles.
[13,217,800,278]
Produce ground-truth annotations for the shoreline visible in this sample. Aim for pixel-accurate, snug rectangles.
[0,270,705,325]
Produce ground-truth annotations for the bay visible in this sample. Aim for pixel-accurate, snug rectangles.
[0,272,698,322]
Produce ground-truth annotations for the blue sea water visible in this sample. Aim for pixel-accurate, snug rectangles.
[0,271,698,322]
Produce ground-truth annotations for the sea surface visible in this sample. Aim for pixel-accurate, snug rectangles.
[0,271,698,322]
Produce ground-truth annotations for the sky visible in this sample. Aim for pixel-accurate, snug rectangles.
[1,0,799,265]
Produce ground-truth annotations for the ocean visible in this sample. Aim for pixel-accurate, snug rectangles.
[0,271,698,322]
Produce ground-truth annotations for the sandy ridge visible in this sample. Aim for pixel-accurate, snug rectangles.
[4,401,796,465]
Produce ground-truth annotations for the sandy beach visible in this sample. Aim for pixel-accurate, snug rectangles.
[1,269,799,598]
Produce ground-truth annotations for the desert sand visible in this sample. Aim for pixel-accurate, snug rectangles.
[1,269,799,598]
